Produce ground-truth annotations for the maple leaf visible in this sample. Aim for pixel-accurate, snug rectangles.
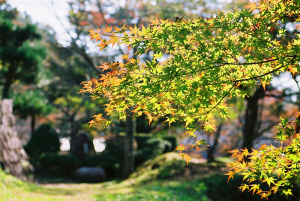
[277,168,283,178]
[122,54,129,59]
[106,35,118,47]
[250,184,260,194]
[88,120,96,128]
[185,154,191,165]
[149,18,159,25]
[93,114,103,122]
[89,29,100,41]
[288,66,297,76]
[225,171,235,182]
[147,114,153,125]
[259,144,267,150]
[98,64,110,71]
[114,27,121,32]
[244,2,257,11]
[102,25,112,33]
[175,144,186,154]
[97,43,108,51]
[263,177,275,187]
[239,184,249,192]
[271,186,278,194]
[261,193,269,200]
[261,81,269,90]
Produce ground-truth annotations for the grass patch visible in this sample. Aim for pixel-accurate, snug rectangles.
[0,154,229,200]
[94,180,208,201]
[0,168,208,201]
[2,153,299,201]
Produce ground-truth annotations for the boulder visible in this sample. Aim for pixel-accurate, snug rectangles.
[76,167,105,183]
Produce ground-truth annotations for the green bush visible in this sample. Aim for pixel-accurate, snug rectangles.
[36,154,82,177]
[83,154,104,167]
[83,152,120,179]
[24,124,60,165]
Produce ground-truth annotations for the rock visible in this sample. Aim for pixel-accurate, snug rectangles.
[76,167,106,183]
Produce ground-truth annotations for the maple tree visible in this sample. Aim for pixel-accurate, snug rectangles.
[70,0,228,177]
[81,0,300,198]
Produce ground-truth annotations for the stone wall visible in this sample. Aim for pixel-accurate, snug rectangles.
[0,99,32,179]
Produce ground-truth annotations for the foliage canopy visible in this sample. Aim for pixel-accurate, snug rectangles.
[81,0,300,198]
[0,4,46,98]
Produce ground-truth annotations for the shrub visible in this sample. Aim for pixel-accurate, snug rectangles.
[24,124,60,165]
[36,154,82,177]
[83,154,104,167]
[83,153,117,179]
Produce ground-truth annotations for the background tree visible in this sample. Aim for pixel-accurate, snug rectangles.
[0,3,46,99]
[42,33,104,154]
[13,89,53,135]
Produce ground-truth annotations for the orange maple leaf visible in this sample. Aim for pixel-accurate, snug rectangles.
[89,29,100,41]
[244,2,257,11]
[259,144,267,150]
[288,66,297,76]
[98,64,110,71]
[102,25,112,33]
[225,171,235,182]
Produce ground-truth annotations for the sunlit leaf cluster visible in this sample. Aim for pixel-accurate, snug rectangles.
[227,113,300,199]
[82,0,299,131]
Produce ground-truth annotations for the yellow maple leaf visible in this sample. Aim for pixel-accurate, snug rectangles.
[185,154,191,165]
[261,81,269,90]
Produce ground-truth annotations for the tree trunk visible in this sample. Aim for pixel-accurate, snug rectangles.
[2,66,15,99]
[122,43,138,178]
[69,117,77,155]
[123,109,134,178]
[242,86,265,150]
[30,114,36,135]
[207,123,223,163]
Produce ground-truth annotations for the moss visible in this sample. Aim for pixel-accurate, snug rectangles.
[128,152,186,184]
